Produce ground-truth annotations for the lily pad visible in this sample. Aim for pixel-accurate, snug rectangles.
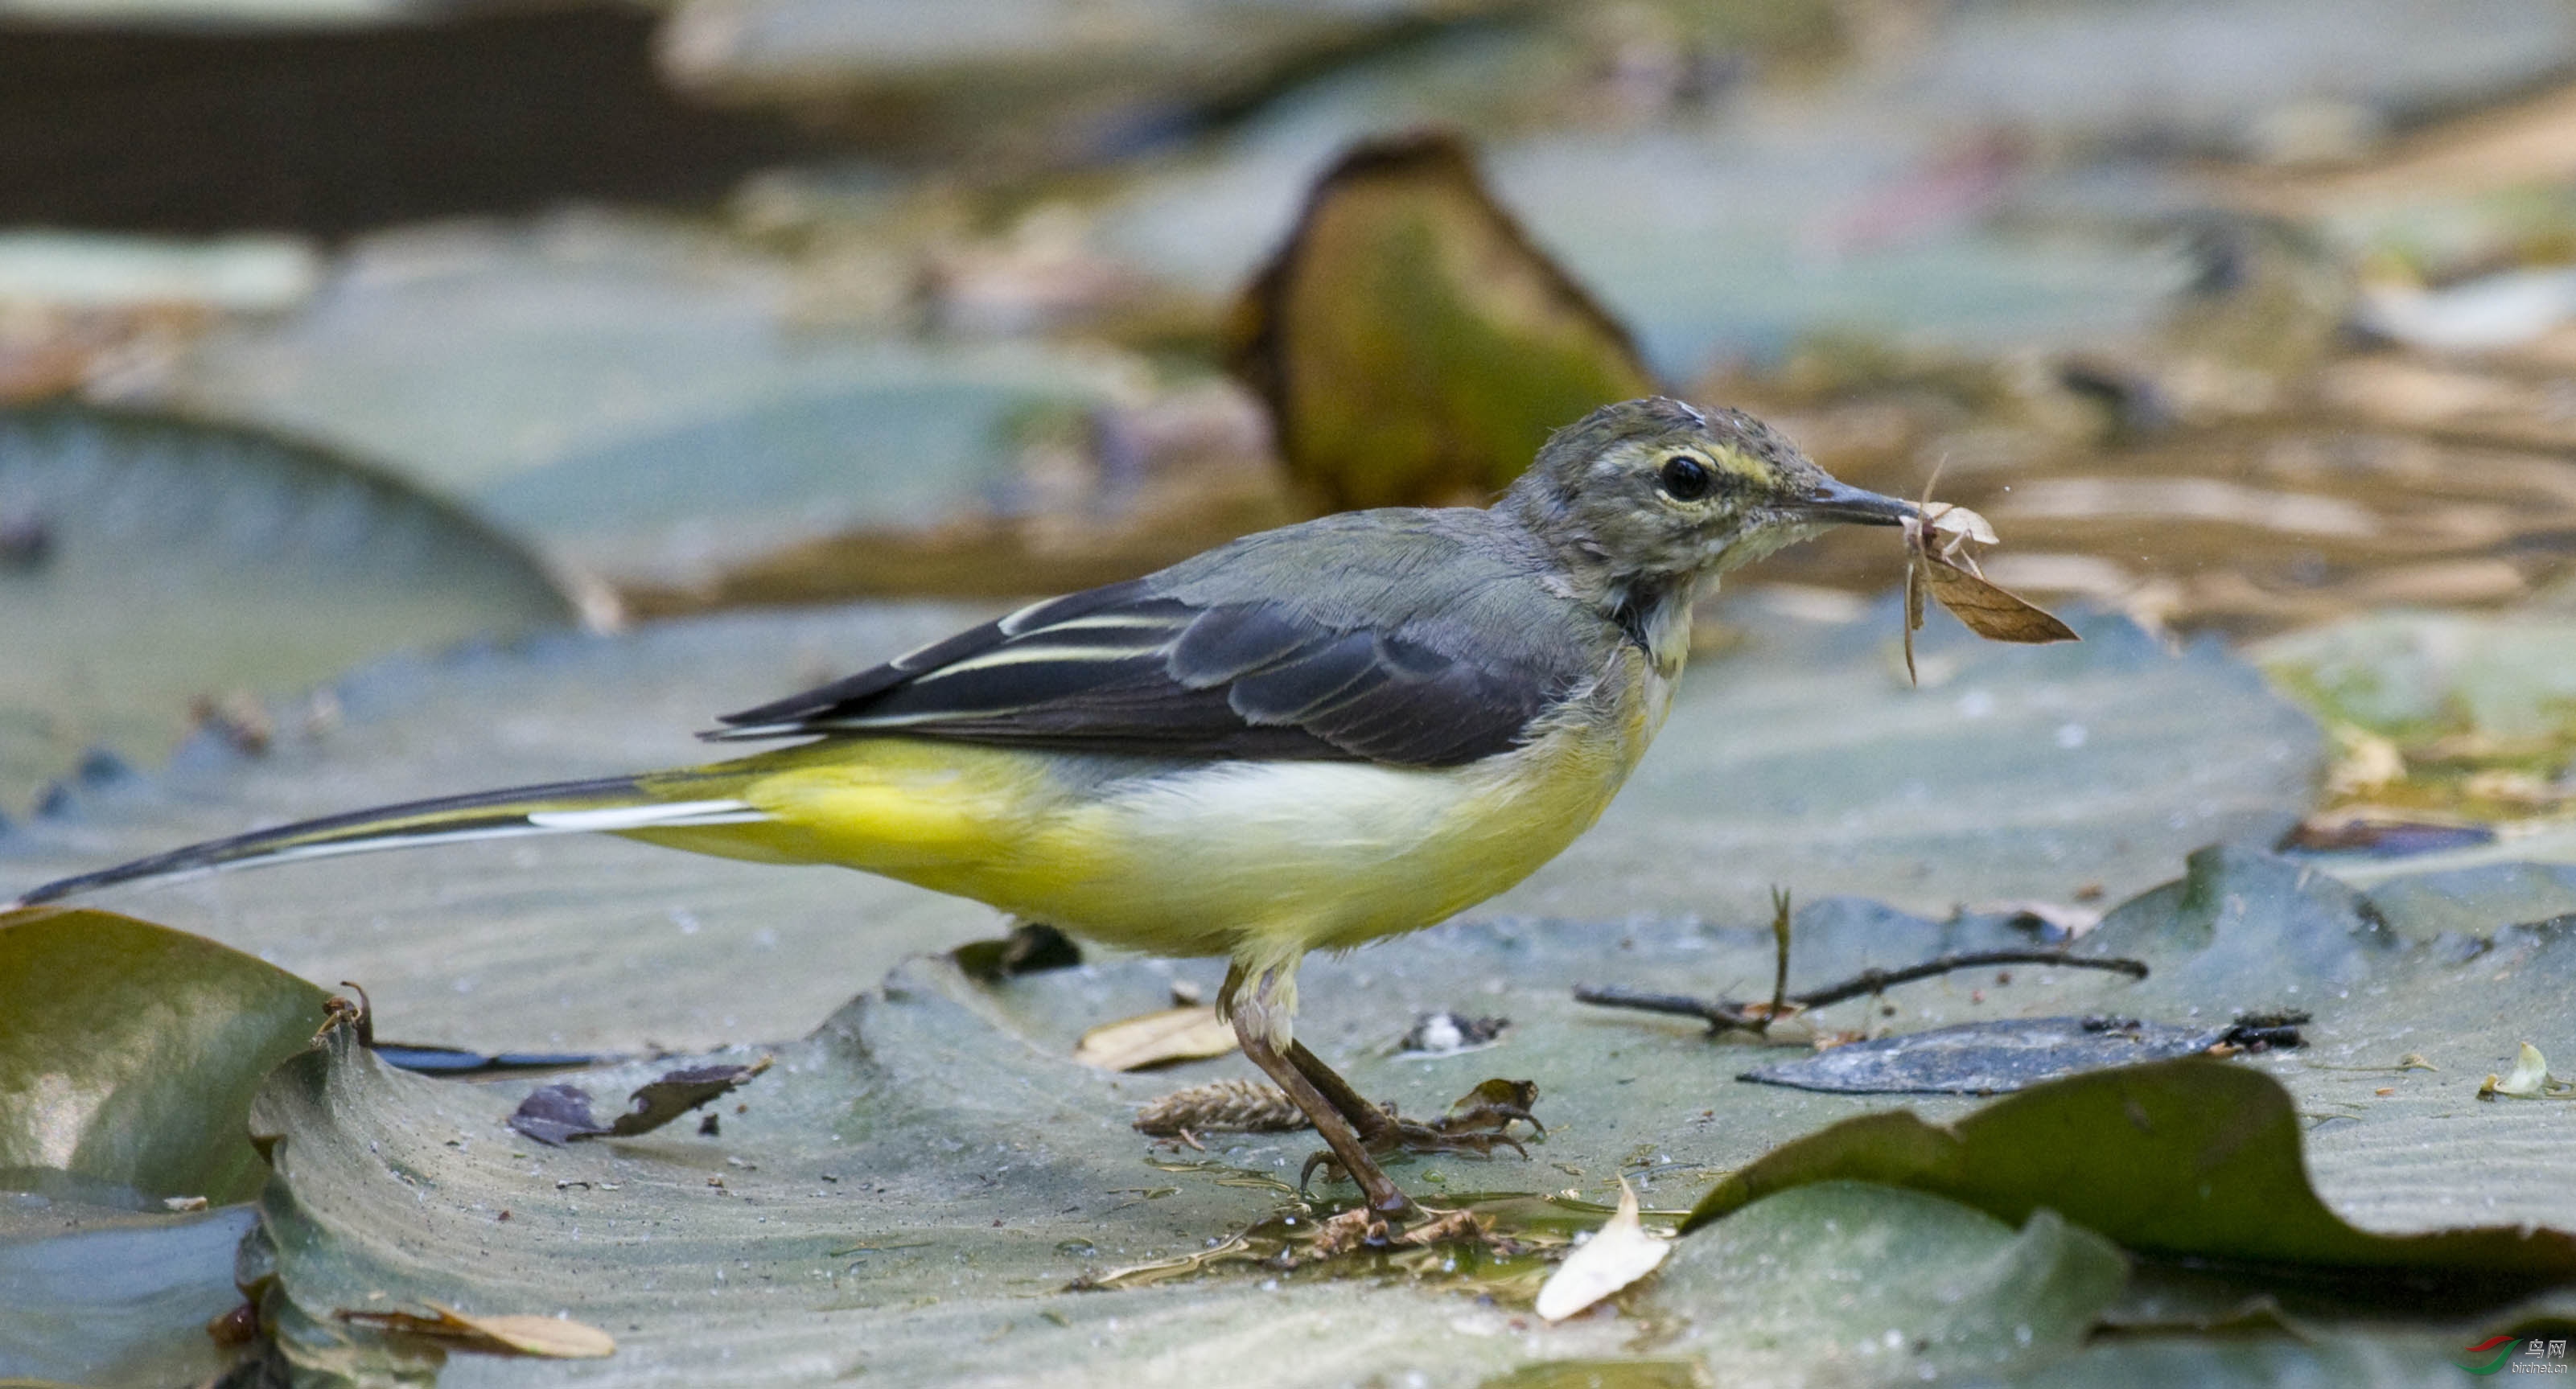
[1682,1058,2576,1284]
[244,962,1651,1387]
[1650,1182,2127,1384]
[0,403,581,812]
[0,1200,258,1388]
[0,907,331,1203]
[163,216,1133,590]
[117,821,2576,1386]
[1739,1017,2261,1095]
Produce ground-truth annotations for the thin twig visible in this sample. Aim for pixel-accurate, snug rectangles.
[1793,950,2146,1008]
[1575,949,2150,1035]
[1760,887,1792,1034]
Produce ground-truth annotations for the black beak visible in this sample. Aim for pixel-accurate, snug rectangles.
[1790,478,1916,527]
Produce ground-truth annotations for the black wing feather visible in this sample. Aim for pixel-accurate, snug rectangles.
[707,574,1578,766]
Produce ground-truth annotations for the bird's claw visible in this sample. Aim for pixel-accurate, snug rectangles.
[1296,1078,1543,1194]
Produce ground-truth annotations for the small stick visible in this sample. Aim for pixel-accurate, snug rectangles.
[1575,949,2150,1035]
[1760,887,1792,1034]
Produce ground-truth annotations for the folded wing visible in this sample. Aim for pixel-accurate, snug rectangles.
[707,578,1577,766]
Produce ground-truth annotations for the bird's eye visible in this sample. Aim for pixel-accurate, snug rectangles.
[1658,454,1716,502]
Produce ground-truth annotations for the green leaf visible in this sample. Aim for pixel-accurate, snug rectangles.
[1681,1058,2576,1284]
[0,906,330,1203]
[1652,1182,2127,1383]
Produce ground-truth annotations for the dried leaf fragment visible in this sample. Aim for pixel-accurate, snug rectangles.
[1073,1005,1238,1071]
[1900,500,2079,684]
[338,1302,615,1358]
[506,1057,772,1145]
[1533,1177,1669,1321]
[610,1058,772,1137]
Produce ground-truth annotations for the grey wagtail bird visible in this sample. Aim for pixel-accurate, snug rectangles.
[8,397,1914,1217]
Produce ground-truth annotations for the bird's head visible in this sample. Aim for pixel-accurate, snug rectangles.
[1503,397,1915,590]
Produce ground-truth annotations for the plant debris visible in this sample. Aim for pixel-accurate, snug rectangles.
[1072,1005,1239,1071]
[1308,1205,1490,1259]
[1394,1011,1510,1057]
[1533,1177,1669,1322]
[1902,500,2080,684]
[507,1058,772,1145]
[1133,1078,1310,1136]
[1576,949,2149,1036]
[2479,1042,2576,1099]
[336,1301,615,1358]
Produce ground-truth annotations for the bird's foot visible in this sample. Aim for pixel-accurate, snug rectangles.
[1296,1078,1544,1193]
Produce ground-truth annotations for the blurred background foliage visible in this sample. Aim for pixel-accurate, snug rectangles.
[6,0,2576,829]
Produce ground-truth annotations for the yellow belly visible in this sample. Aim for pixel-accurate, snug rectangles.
[635,651,1670,964]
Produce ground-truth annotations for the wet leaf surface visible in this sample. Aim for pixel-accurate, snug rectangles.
[1739,1017,2261,1095]
[1652,1183,2127,1385]
[1685,1058,2576,1284]
[0,907,329,1203]
[217,812,2576,1385]
[0,1198,257,1388]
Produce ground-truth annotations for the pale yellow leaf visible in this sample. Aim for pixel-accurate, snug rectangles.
[339,1302,616,1358]
[426,1303,618,1358]
[2480,1042,2554,1099]
[1073,1005,1239,1071]
[1534,1177,1669,1321]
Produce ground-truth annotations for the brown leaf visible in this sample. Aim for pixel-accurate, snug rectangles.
[1072,1005,1239,1071]
[1920,554,2082,643]
[505,1057,772,1145]
[1224,129,1656,512]
[338,1302,615,1358]
[1901,502,2080,673]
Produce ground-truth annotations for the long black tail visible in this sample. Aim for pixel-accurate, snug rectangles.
[4,772,770,908]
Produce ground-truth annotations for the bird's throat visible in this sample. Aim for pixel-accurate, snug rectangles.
[1608,574,1697,679]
